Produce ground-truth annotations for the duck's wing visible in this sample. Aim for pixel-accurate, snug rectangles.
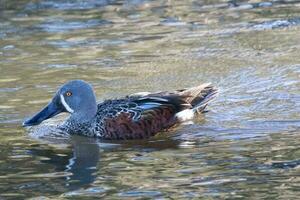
[99,83,217,140]
[100,95,188,140]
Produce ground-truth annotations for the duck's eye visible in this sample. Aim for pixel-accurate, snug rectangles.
[66,91,72,97]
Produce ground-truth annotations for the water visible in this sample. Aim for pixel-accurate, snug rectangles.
[1,0,300,199]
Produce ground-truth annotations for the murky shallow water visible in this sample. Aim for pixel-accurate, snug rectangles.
[0,0,300,199]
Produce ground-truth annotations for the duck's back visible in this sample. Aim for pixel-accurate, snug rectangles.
[93,83,217,140]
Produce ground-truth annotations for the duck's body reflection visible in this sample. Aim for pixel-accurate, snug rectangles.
[28,135,102,190]
[64,136,100,190]
[28,133,180,191]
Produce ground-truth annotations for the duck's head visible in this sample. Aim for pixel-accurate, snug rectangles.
[23,80,97,127]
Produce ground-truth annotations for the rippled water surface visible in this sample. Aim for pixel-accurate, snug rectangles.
[1,0,300,199]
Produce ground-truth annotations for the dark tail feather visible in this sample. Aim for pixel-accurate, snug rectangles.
[178,83,218,113]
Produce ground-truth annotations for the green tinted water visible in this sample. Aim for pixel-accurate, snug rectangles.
[0,0,300,199]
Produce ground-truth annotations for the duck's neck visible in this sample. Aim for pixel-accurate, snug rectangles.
[73,100,98,122]
[62,107,97,134]
[72,109,97,123]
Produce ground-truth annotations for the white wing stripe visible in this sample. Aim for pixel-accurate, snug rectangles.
[138,97,169,102]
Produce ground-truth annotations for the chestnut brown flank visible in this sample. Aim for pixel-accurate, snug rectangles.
[103,106,176,140]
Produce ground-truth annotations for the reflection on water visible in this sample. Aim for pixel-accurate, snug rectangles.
[27,136,101,190]
[0,0,300,199]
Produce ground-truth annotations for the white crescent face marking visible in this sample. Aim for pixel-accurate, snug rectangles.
[60,94,74,113]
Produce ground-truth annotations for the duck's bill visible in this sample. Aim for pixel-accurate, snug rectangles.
[22,100,63,127]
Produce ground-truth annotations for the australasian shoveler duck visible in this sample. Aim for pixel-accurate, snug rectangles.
[23,80,217,140]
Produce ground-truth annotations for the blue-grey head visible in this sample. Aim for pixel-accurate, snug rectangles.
[23,80,97,127]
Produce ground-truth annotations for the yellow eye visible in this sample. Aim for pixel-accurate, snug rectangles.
[66,91,72,97]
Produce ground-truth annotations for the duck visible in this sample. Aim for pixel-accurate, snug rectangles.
[23,80,217,140]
